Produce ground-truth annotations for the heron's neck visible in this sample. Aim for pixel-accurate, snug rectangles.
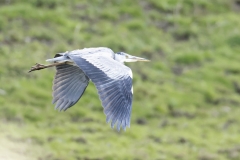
[114,54,125,64]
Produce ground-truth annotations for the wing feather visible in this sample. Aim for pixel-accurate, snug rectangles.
[52,64,89,110]
[53,75,80,101]
[68,54,133,131]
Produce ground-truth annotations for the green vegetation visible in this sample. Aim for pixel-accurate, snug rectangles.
[0,0,240,159]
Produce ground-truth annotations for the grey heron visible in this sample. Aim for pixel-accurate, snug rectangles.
[29,47,149,131]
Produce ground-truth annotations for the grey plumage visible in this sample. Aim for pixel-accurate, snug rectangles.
[53,64,89,111]
[68,54,133,130]
[30,47,149,131]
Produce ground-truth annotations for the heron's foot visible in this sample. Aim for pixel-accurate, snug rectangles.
[28,63,47,73]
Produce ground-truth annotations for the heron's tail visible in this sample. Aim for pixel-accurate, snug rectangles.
[46,55,70,63]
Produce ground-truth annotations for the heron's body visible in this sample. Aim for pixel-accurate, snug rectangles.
[29,47,149,131]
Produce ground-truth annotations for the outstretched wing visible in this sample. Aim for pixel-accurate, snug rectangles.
[68,54,133,131]
[52,63,89,111]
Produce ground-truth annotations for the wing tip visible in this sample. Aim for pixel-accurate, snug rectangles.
[107,118,130,132]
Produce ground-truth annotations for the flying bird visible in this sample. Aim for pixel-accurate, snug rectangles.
[29,47,149,131]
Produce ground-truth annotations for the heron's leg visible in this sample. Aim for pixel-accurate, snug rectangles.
[28,62,66,73]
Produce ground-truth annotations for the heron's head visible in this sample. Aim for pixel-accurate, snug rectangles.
[115,52,149,63]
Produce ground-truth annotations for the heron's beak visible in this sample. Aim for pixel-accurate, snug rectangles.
[126,55,150,62]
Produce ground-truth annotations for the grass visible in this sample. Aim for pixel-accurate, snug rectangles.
[1,0,240,159]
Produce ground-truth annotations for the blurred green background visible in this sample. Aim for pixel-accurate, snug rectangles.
[0,0,240,159]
